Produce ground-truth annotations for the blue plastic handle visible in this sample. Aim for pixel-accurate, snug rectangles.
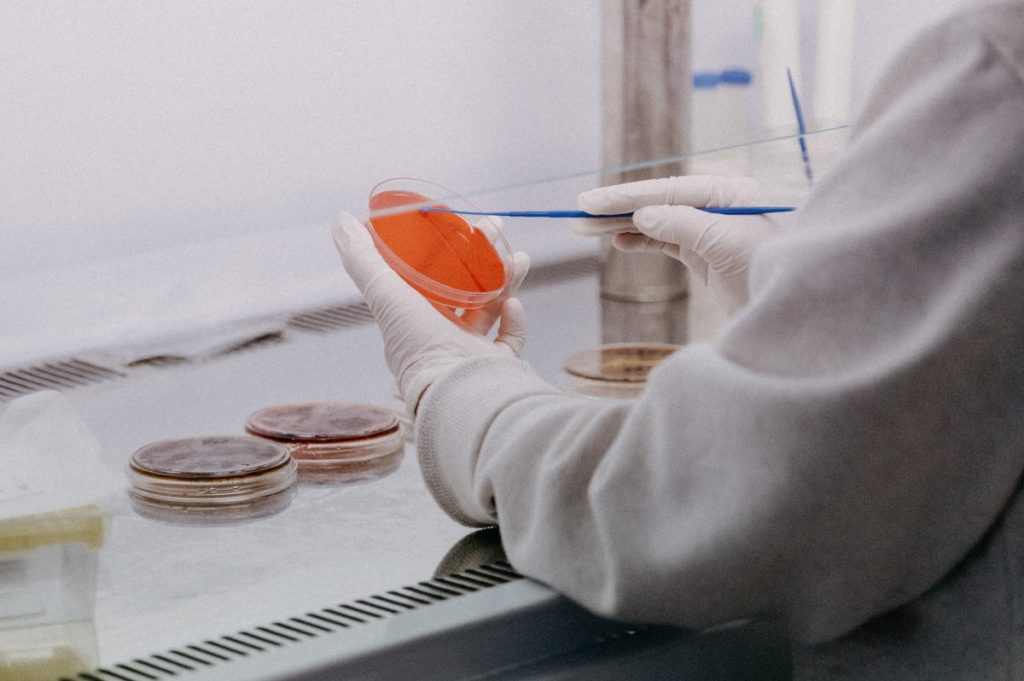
[420,206,794,219]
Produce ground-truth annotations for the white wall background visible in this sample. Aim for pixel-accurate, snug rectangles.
[691,0,975,128]
[0,0,976,365]
[0,1,602,278]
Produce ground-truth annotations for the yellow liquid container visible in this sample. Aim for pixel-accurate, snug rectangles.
[0,505,106,681]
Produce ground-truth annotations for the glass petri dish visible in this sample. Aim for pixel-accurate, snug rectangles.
[244,401,405,485]
[127,436,298,524]
[563,343,681,399]
[367,178,513,309]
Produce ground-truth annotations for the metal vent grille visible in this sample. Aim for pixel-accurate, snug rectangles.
[286,254,600,335]
[2,254,599,401]
[63,561,522,681]
[287,301,374,333]
[221,331,288,354]
[123,332,288,368]
[0,360,125,403]
[524,254,600,288]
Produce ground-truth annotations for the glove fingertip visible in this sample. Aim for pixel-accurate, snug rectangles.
[335,210,365,231]
[496,298,528,357]
[501,296,527,334]
[577,188,608,213]
[332,212,369,246]
[632,203,691,224]
[612,232,654,252]
[503,296,525,316]
[632,205,712,246]
[578,187,632,215]
[498,252,529,295]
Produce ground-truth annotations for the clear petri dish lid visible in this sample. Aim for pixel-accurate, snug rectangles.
[244,402,406,484]
[128,436,297,515]
[130,436,291,478]
[366,177,514,309]
[244,401,399,443]
[563,343,681,383]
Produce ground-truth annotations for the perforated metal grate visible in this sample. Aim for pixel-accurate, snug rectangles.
[523,254,600,288]
[285,255,600,335]
[287,301,375,333]
[61,562,522,681]
[2,255,599,400]
[0,360,125,403]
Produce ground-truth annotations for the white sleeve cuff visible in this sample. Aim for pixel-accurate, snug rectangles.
[415,356,562,526]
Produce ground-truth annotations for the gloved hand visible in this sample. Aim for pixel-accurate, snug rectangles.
[332,212,530,418]
[576,175,786,314]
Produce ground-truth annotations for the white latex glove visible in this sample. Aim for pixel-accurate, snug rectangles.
[576,175,787,314]
[332,212,530,417]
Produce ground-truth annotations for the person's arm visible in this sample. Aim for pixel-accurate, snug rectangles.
[415,5,1024,642]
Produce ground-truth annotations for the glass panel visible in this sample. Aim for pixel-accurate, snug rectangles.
[0,0,915,674]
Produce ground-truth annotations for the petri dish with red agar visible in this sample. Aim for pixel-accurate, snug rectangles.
[245,401,405,484]
[127,436,298,524]
[563,343,681,399]
[367,178,513,309]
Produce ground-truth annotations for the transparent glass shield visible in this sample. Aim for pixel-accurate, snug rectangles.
[0,1,862,674]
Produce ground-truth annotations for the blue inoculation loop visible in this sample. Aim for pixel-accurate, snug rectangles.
[787,67,813,188]
[420,207,795,219]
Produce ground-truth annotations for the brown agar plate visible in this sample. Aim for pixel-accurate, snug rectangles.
[128,436,298,523]
[563,343,681,398]
[245,402,405,484]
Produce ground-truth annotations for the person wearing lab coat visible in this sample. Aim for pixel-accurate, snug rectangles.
[333,3,1024,679]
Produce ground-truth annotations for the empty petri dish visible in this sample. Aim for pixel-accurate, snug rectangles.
[127,436,298,524]
[563,343,681,398]
[367,178,513,309]
[245,401,405,484]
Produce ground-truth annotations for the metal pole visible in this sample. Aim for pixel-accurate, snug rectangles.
[600,0,691,343]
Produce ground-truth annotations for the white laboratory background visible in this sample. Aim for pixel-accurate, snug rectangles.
[0,0,970,367]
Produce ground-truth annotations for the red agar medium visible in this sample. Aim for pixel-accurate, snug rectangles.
[368,189,507,308]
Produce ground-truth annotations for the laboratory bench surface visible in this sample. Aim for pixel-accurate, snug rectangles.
[22,259,788,680]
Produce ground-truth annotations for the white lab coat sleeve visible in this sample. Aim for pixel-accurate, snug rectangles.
[415,5,1024,643]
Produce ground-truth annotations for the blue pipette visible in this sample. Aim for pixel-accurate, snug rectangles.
[420,206,794,219]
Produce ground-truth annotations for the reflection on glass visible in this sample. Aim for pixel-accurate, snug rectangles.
[434,528,507,578]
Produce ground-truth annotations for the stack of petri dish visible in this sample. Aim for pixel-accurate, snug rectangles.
[127,436,298,524]
[563,343,681,399]
[244,401,404,484]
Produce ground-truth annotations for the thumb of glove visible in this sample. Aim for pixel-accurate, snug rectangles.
[331,211,393,296]
[493,298,527,357]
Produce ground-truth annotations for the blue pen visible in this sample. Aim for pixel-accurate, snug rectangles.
[420,206,795,219]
